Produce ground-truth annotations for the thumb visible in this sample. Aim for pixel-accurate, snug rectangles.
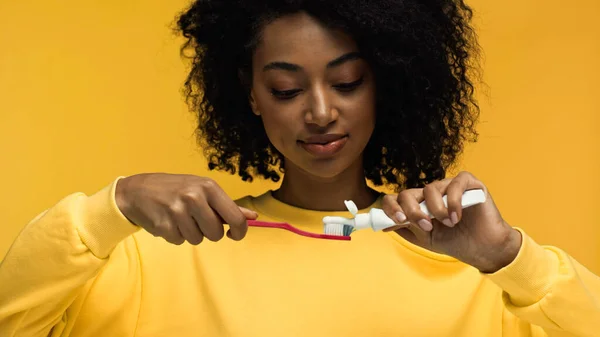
[381,194,409,232]
[238,206,258,220]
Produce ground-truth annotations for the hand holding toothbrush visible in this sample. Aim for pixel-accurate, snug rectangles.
[381,171,522,273]
[115,173,258,245]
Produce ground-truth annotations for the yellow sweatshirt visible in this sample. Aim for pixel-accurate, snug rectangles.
[0,178,599,337]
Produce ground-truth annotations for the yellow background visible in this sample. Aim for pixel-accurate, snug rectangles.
[1,0,598,272]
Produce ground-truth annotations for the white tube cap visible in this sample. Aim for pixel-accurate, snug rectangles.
[344,200,359,216]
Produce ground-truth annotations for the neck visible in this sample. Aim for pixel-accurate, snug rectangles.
[272,160,379,212]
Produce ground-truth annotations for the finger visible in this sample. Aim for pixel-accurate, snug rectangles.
[158,220,185,245]
[167,200,204,245]
[423,182,453,227]
[383,225,404,232]
[192,205,226,242]
[404,221,432,244]
[381,194,409,226]
[238,206,259,220]
[176,215,204,245]
[397,189,433,232]
[228,207,258,240]
[204,182,250,241]
[384,191,430,243]
[446,171,486,225]
[390,218,431,245]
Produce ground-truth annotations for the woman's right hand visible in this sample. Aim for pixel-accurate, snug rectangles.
[114,173,257,245]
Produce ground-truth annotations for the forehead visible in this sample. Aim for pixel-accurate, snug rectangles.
[253,12,358,66]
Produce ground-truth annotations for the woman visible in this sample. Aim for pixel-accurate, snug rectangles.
[0,0,598,336]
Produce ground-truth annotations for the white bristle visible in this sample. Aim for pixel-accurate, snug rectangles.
[323,223,353,236]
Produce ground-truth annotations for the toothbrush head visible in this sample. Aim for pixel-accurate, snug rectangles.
[323,223,355,237]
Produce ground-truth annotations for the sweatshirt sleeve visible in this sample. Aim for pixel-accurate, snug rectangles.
[486,228,600,337]
[0,178,140,337]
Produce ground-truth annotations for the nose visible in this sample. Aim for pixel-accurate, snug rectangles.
[304,84,338,127]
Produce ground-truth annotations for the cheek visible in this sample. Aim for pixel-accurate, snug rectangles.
[252,87,300,149]
[259,110,298,148]
[355,113,376,146]
[346,89,377,138]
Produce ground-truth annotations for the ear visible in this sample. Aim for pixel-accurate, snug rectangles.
[249,91,260,116]
[239,68,260,116]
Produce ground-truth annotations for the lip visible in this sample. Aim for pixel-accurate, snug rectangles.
[298,134,348,158]
[302,134,347,144]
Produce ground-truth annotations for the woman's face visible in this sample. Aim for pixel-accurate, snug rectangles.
[250,12,376,180]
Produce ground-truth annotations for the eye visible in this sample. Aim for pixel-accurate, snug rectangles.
[271,89,302,100]
[333,77,364,92]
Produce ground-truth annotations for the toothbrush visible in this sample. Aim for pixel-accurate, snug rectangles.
[242,189,486,240]
[323,188,487,235]
[247,220,351,241]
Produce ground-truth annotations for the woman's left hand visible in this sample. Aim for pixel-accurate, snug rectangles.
[381,171,522,273]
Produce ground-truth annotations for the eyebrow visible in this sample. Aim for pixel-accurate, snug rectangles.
[262,51,362,72]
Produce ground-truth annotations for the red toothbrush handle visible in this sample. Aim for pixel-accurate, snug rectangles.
[247,220,351,241]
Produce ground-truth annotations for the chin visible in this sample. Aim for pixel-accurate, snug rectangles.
[279,144,365,180]
[296,158,356,180]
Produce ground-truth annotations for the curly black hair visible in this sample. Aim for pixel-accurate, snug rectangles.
[176,0,480,190]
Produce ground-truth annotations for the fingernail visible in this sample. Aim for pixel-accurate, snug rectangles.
[396,212,407,223]
[418,219,433,231]
[451,212,459,225]
[442,218,453,227]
